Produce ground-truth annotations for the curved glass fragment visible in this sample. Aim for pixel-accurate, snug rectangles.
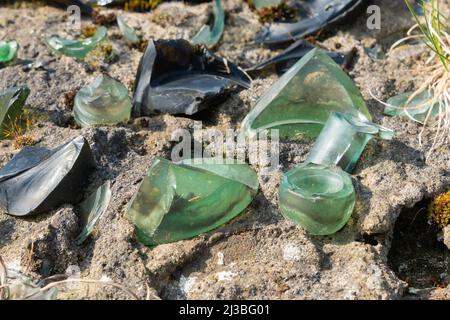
[0,136,95,217]
[307,112,394,173]
[241,49,370,140]
[132,39,251,116]
[5,269,58,300]
[279,163,355,235]
[247,39,346,75]
[385,91,439,122]
[127,157,259,246]
[117,15,140,45]
[74,74,132,127]
[44,0,93,15]
[255,0,366,44]
[192,0,225,47]
[46,26,107,59]
[252,0,282,9]
[0,41,18,64]
[0,87,30,136]
[76,180,111,245]
[0,147,52,182]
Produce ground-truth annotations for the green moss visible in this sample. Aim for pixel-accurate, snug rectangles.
[429,190,450,229]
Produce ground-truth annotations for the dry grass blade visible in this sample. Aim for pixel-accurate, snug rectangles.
[380,0,450,161]
[145,282,160,300]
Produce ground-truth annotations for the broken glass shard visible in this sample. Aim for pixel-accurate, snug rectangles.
[74,74,132,127]
[76,180,111,245]
[192,0,225,47]
[5,269,58,300]
[279,162,355,235]
[0,136,95,217]
[127,157,258,246]
[247,39,346,75]
[307,112,394,173]
[0,41,18,64]
[241,48,371,140]
[0,87,30,136]
[44,0,93,15]
[256,0,366,44]
[385,91,439,122]
[46,26,107,59]
[132,39,252,116]
[252,0,282,9]
[364,44,385,60]
[117,15,140,45]
[0,147,53,182]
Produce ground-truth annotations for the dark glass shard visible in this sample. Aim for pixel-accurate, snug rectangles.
[247,40,346,75]
[0,136,96,217]
[132,39,252,116]
[0,147,53,182]
[255,0,367,44]
[45,0,93,15]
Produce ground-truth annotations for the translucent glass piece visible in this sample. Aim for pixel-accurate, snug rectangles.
[279,163,355,235]
[76,180,111,245]
[192,0,225,47]
[127,158,258,246]
[241,49,371,140]
[117,15,140,45]
[0,41,18,64]
[0,147,52,182]
[46,26,107,59]
[252,0,282,9]
[307,112,394,173]
[74,74,132,127]
[0,87,30,136]
[385,91,439,122]
[6,269,58,300]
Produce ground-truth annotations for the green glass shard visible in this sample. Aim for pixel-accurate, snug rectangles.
[0,40,18,64]
[117,15,140,45]
[46,26,107,59]
[127,157,259,246]
[279,162,355,235]
[74,74,132,127]
[192,0,224,47]
[0,87,30,136]
[76,180,111,245]
[364,44,385,60]
[241,48,371,140]
[307,112,394,173]
[252,0,282,9]
[385,91,439,122]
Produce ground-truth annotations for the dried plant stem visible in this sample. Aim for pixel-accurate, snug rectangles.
[0,255,8,300]
[376,0,450,161]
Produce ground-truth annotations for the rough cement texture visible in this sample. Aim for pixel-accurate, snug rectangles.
[0,0,448,299]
